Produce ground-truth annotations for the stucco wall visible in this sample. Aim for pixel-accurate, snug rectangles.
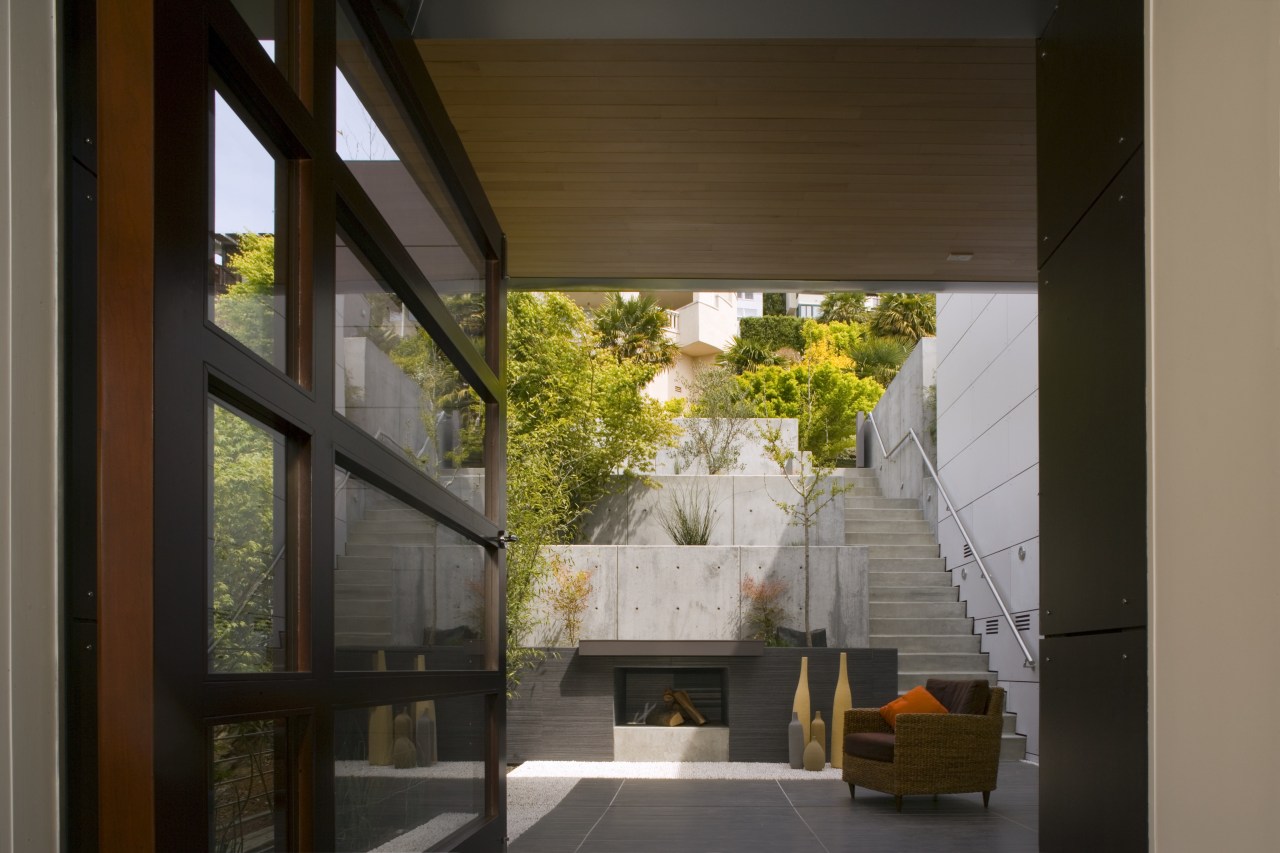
[0,0,59,848]
[935,293,1039,759]
[1147,1,1280,847]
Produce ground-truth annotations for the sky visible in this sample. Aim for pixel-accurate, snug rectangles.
[213,40,395,235]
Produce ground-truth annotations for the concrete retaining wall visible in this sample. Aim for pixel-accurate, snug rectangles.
[655,417,801,475]
[529,545,869,647]
[578,474,845,547]
[859,339,939,536]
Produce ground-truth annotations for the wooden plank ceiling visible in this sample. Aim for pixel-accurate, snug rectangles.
[418,39,1037,283]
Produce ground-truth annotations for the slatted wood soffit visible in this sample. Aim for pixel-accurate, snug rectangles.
[416,39,1036,283]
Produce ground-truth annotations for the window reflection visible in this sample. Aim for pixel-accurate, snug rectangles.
[209,399,289,673]
[335,236,486,497]
[211,718,289,853]
[334,695,485,852]
[334,469,487,671]
[210,90,286,369]
[335,6,486,349]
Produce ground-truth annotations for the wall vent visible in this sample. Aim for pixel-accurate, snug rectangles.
[984,617,999,635]
[1015,613,1032,632]
[962,543,973,559]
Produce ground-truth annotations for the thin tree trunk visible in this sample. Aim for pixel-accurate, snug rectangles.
[804,517,812,647]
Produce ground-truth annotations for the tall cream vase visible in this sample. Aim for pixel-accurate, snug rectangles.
[792,656,811,743]
[830,651,853,769]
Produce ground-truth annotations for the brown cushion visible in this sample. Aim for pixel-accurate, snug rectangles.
[845,732,895,763]
[925,678,991,715]
[879,685,949,729]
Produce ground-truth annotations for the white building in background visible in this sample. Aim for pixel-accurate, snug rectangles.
[573,290,831,404]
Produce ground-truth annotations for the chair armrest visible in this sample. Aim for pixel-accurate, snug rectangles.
[845,708,892,735]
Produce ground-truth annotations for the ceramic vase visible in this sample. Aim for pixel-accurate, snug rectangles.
[787,711,805,769]
[792,656,811,743]
[415,711,438,767]
[830,651,852,769]
[392,711,417,769]
[412,654,439,765]
[368,651,394,765]
[803,734,825,771]
[811,711,827,765]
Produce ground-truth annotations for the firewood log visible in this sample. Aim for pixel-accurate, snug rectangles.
[645,706,684,726]
[668,689,707,726]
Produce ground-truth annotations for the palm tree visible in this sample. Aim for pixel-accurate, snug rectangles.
[591,293,678,370]
[870,293,936,342]
[718,335,785,374]
[847,336,911,386]
[819,292,870,324]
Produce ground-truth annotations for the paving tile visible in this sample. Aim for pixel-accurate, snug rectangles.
[584,806,821,853]
[611,779,788,809]
[512,764,1040,853]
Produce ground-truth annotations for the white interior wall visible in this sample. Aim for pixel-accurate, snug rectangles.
[1147,1,1280,848]
[935,292,1039,759]
[0,0,60,849]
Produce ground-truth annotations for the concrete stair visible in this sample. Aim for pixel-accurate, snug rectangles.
[846,468,1027,760]
[335,552,392,646]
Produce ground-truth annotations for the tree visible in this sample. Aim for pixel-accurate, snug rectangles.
[763,292,788,315]
[209,403,280,673]
[759,423,850,646]
[506,292,678,689]
[219,232,278,364]
[718,335,786,375]
[209,233,281,673]
[846,335,911,387]
[591,293,677,374]
[819,292,870,324]
[675,366,755,474]
[870,292,937,343]
[738,315,807,353]
[737,355,883,464]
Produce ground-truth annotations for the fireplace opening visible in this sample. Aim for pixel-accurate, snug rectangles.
[613,667,728,727]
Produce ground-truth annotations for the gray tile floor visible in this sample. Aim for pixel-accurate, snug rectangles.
[511,762,1038,852]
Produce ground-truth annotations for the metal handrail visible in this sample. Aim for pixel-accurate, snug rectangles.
[866,412,1035,669]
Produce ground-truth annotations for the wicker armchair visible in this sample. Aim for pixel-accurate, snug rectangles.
[841,680,1005,812]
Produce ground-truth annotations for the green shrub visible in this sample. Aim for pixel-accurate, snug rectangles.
[739,315,806,354]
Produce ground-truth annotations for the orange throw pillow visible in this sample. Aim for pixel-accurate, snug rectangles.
[879,685,949,729]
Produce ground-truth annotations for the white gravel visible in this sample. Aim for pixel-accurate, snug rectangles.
[506,775,581,842]
[506,761,843,841]
[334,760,486,779]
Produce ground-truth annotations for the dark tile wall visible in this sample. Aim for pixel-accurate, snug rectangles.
[508,648,897,763]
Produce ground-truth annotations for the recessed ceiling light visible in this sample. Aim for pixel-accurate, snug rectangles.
[947,252,974,262]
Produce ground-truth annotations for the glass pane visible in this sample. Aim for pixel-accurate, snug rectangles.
[335,7,486,350]
[335,235,486,501]
[211,719,289,852]
[334,695,485,852]
[209,399,289,673]
[334,470,487,671]
[210,90,287,370]
[229,0,281,66]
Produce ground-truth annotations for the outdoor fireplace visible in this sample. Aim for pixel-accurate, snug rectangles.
[613,667,728,726]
